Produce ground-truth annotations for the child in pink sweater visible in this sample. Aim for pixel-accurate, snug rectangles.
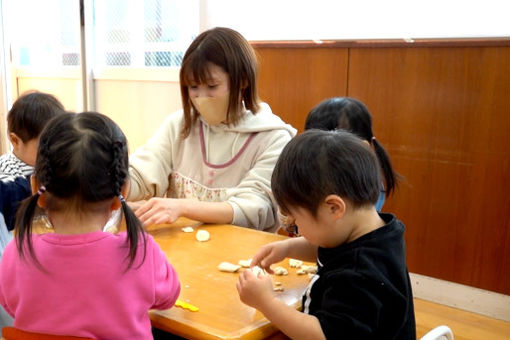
[0,112,180,339]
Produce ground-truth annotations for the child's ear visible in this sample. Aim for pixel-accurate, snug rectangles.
[9,133,21,150]
[30,175,46,208]
[324,194,346,220]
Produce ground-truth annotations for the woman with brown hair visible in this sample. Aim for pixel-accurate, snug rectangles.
[128,27,296,232]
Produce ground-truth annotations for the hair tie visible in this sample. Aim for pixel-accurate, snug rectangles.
[371,136,376,143]
[119,194,126,203]
[37,185,46,195]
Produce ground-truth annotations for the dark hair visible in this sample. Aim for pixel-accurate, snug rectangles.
[272,130,382,217]
[179,27,260,138]
[305,97,398,197]
[7,91,66,142]
[15,112,146,268]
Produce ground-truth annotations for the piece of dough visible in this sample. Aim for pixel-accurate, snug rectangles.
[301,265,317,274]
[250,265,265,277]
[273,266,288,276]
[218,261,241,273]
[289,258,303,268]
[238,259,252,268]
[181,226,194,233]
[195,229,210,242]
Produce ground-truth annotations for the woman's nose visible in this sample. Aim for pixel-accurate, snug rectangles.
[192,88,207,98]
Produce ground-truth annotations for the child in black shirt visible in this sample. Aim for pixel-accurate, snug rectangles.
[236,130,415,339]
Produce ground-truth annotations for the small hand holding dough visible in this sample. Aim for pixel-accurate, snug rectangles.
[195,229,210,242]
[250,265,266,277]
[218,261,241,273]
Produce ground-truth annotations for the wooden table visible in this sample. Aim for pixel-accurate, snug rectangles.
[146,219,312,340]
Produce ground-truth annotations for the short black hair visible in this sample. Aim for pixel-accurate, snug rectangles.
[7,91,65,142]
[305,97,398,197]
[271,130,381,216]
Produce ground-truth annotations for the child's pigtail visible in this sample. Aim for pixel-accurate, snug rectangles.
[111,140,146,268]
[120,194,146,268]
[371,137,398,197]
[15,188,43,262]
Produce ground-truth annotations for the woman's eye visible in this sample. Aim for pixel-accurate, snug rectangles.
[208,84,218,89]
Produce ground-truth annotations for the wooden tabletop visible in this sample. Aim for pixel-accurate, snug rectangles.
[146,219,312,340]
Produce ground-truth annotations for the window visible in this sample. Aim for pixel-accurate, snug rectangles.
[10,0,81,68]
[93,0,198,67]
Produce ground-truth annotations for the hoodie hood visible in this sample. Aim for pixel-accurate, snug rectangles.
[198,102,297,136]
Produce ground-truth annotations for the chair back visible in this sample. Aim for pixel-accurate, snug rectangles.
[1,327,93,340]
[420,325,454,340]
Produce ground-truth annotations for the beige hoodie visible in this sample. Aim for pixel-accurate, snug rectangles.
[128,103,296,231]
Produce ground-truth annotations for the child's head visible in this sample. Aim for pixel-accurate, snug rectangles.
[305,97,374,141]
[16,112,145,266]
[7,91,66,166]
[272,129,381,218]
[305,97,397,197]
[179,27,260,137]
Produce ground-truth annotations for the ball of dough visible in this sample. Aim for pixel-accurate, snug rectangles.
[196,229,210,242]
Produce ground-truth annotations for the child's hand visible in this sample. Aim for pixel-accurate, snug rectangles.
[251,240,289,274]
[236,269,275,310]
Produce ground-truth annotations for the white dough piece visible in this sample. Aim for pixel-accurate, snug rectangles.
[273,286,284,292]
[181,226,194,233]
[289,259,303,268]
[218,262,241,273]
[195,229,210,242]
[250,266,265,277]
[273,266,288,276]
[301,265,317,274]
[296,269,306,275]
[238,259,252,268]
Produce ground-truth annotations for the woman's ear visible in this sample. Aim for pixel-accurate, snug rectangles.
[324,194,346,220]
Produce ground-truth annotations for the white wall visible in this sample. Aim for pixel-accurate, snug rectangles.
[201,0,510,40]
[94,69,182,151]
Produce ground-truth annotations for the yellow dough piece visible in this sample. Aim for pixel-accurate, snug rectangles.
[175,299,199,312]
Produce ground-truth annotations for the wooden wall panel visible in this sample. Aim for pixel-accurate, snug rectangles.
[254,42,510,295]
[347,46,510,295]
[255,48,348,131]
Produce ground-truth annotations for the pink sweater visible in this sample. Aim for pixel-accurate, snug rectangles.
[0,231,180,339]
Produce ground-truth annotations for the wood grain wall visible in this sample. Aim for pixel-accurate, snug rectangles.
[253,40,510,295]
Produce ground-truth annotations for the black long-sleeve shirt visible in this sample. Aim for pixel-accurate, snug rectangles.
[303,213,416,340]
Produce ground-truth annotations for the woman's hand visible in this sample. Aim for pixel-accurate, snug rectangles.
[134,198,183,226]
[250,240,290,274]
[127,200,146,211]
[236,269,275,310]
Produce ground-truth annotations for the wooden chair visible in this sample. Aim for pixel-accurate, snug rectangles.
[420,325,454,340]
[1,327,93,340]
